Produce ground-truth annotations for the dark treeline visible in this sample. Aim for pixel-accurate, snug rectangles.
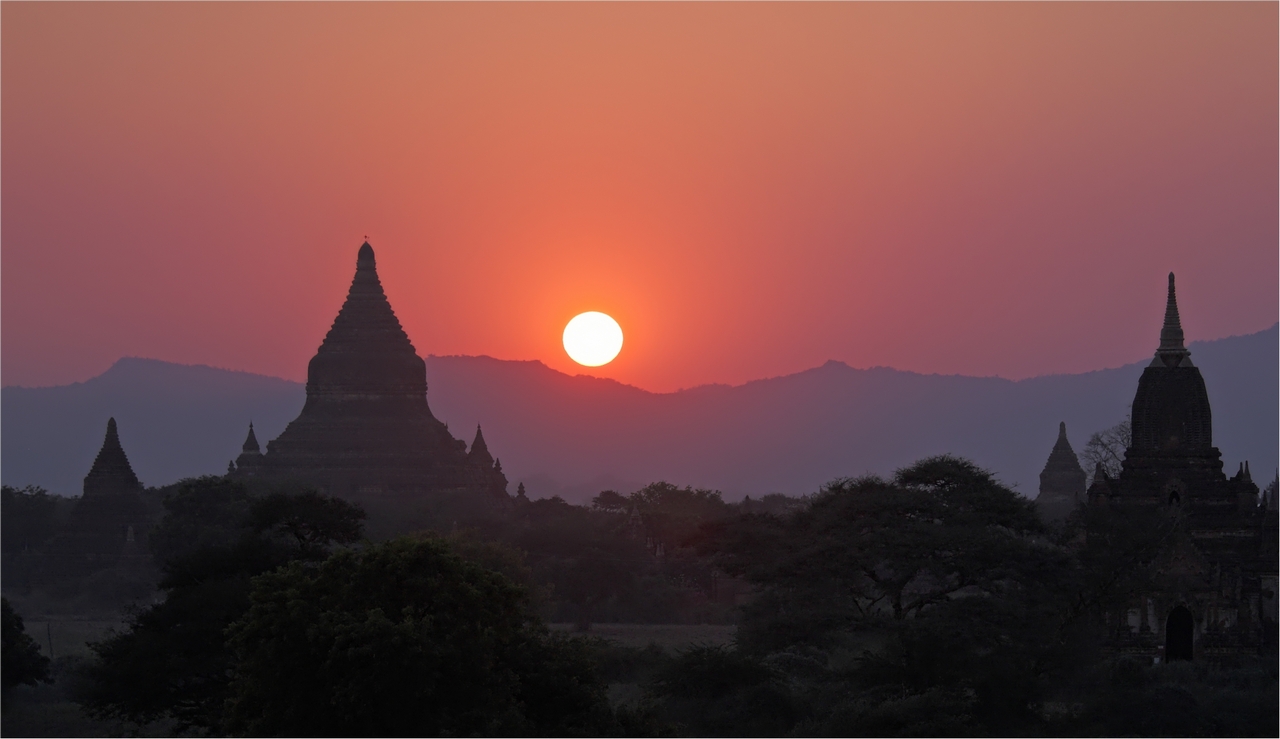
[2,459,1277,736]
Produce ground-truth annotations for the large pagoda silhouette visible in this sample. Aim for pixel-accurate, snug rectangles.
[231,242,508,502]
[1035,273,1276,661]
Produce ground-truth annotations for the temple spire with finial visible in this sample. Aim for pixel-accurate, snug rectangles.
[1153,272,1193,368]
[469,425,494,467]
[242,422,260,454]
[235,421,264,473]
[83,417,143,496]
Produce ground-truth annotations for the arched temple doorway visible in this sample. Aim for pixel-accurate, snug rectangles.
[1165,606,1194,661]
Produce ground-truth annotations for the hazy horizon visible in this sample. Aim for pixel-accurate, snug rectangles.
[6,321,1277,395]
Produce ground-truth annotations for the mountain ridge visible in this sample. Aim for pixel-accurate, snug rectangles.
[3,325,1275,502]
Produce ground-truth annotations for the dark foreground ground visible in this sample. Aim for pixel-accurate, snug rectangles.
[2,620,732,737]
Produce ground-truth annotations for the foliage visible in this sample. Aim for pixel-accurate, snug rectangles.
[1080,416,1131,483]
[513,496,657,626]
[591,490,630,513]
[1071,657,1279,737]
[148,476,255,565]
[710,456,1057,651]
[77,480,366,732]
[647,645,797,737]
[736,493,807,517]
[222,538,628,737]
[628,482,730,549]
[0,485,59,555]
[689,456,1084,735]
[437,530,552,614]
[2,598,51,695]
[247,487,366,557]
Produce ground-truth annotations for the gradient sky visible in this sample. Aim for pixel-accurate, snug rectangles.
[3,3,1276,392]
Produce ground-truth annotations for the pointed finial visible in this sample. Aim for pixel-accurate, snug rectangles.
[1155,272,1190,367]
[357,241,375,269]
[242,421,261,454]
[1058,421,1068,440]
[1245,460,1251,482]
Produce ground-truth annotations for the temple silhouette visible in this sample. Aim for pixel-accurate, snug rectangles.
[229,242,509,503]
[1035,422,1087,525]
[42,418,154,576]
[1036,273,1277,661]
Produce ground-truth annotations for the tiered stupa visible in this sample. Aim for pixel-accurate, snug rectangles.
[1118,272,1222,502]
[232,422,264,475]
[466,425,509,498]
[1035,422,1086,524]
[83,417,143,497]
[46,418,152,575]
[248,242,508,502]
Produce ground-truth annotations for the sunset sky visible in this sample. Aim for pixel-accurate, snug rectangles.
[3,3,1276,392]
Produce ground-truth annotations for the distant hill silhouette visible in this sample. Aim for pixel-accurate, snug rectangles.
[3,325,1275,502]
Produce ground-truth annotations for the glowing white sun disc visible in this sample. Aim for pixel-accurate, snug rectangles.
[563,312,623,367]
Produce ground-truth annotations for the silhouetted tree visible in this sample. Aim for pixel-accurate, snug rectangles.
[514,496,654,627]
[1,485,58,555]
[591,489,629,513]
[647,645,797,737]
[1081,416,1131,484]
[711,456,1056,649]
[629,482,729,549]
[697,456,1076,735]
[148,476,255,565]
[247,487,366,557]
[1,598,50,698]
[223,538,627,737]
[78,480,366,732]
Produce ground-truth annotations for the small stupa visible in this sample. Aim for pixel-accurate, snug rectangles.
[233,422,264,475]
[46,418,152,576]
[83,417,143,497]
[1035,422,1087,524]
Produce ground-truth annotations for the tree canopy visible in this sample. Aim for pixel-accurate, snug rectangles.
[223,538,625,737]
[1,598,50,695]
[79,478,368,731]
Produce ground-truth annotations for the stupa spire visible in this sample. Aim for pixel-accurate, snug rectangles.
[1036,421,1087,522]
[303,241,428,402]
[1154,272,1191,368]
[242,422,260,454]
[83,417,143,496]
[469,425,494,467]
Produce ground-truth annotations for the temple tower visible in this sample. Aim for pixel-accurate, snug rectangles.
[1086,273,1269,662]
[1119,273,1223,506]
[467,425,509,498]
[1035,422,1086,524]
[234,422,264,475]
[83,417,143,497]
[255,242,506,502]
[48,418,152,575]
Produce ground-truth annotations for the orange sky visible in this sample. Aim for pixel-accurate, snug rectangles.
[3,3,1276,392]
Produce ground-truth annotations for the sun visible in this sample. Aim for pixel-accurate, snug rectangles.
[563,312,623,367]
